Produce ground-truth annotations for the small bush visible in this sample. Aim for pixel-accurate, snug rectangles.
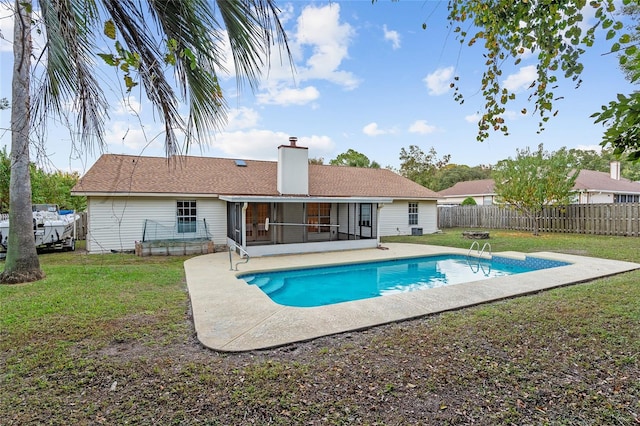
[461,197,477,206]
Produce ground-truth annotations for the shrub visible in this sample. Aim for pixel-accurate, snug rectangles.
[461,197,477,206]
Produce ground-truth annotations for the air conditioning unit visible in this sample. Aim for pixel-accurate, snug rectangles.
[411,227,423,236]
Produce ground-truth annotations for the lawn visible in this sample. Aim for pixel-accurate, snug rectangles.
[1,230,639,425]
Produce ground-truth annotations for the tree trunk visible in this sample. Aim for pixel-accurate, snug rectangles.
[532,216,540,236]
[0,1,45,284]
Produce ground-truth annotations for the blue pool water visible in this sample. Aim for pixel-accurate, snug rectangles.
[239,254,570,308]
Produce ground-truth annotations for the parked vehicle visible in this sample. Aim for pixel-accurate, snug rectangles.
[0,204,79,254]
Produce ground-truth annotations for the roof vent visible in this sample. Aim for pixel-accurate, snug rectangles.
[234,159,247,167]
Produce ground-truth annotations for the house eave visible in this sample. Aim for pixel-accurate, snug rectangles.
[219,195,395,203]
[574,189,640,195]
[71,191,221,198]
[392,196,441,201]
[441,193,497,198]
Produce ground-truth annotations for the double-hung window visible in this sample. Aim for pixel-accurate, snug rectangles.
[408,202,419,225]
[177,200,197,233]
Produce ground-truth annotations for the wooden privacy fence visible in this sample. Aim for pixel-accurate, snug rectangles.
[438,204,640,236]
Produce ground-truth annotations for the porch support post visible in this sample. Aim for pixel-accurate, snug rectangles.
[376,203,384,246]
[348,203,351,240]
[241,202,248,251]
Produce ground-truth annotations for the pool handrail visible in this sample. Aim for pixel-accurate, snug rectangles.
[466,258,492,276]
[467,240,492,259]
[229,244,250,271]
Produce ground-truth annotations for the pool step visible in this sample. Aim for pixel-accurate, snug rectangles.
[259,278,285,295]
[248,277,269,287]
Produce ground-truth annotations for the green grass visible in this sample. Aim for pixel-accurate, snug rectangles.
[1,230,639,425]
[383,228,640,262]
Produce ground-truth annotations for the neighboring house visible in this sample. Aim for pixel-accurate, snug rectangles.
[573,164,640,203]
[71,137,440,256]
[438,162,640,205]
[438,179,497,206]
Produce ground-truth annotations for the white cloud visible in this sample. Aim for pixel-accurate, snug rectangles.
[383,25,400,49]
[105,120,165,153]
[215,30,237,79]
[217,3,361,107]
[503,110,520,120]
[114,96,142,115]
[224,107,260,131]
[277,3,296,25]
[465,113,481,123]
[503,65,537,92]
[363,122,393,136]
[0,3,46,54]
[0,3,13,53]
[256,85,320,106]
[424,66,454,96]
[251,2,359,106]
[294,4,359,89]
[210,130,334,160]
[408,120,436,135]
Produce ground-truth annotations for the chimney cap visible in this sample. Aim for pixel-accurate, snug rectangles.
[289,136,298,147]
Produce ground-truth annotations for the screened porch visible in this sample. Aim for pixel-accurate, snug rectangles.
[224,198,389,257]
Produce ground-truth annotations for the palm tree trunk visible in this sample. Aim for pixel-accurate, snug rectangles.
[0,1,44,284]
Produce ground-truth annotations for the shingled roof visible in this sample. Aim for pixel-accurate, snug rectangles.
[439,179,496,197]
[71,154,440,199]
[439,171,640,198]
[573,169,640,193]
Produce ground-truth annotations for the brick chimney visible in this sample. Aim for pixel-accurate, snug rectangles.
[277,137,309,195]
[610,161,621,180]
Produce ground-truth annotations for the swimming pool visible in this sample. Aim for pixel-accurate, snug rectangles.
[239,254,570,307]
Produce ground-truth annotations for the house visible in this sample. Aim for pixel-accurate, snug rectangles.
[438,162,640,205]
[438,179,497,206]
[71,137,441,256]
[573,164,640,203]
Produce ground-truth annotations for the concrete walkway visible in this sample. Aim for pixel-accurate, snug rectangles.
[184,243,640,352]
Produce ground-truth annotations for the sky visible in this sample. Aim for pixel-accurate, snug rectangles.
[0,0,636,176]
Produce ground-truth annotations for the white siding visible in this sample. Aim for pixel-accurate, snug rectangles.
[379,200,438,237]
[86,196,226,254]
[438,195,494,205]
[584,192,614,204]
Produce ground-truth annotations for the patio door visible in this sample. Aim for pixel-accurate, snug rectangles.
[246,203,271,242]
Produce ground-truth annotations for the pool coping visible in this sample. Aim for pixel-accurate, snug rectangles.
[184,243,640,352]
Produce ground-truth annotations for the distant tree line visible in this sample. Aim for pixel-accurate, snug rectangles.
[324,145,640,195]
[321,145,491,192]
[0,148,86,213]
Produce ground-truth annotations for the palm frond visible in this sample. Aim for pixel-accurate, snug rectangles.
[145,0,227,152]
[33,0,292,158]
[101,0,185,156]
[217,0,292,92]
[34,0,109,153]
